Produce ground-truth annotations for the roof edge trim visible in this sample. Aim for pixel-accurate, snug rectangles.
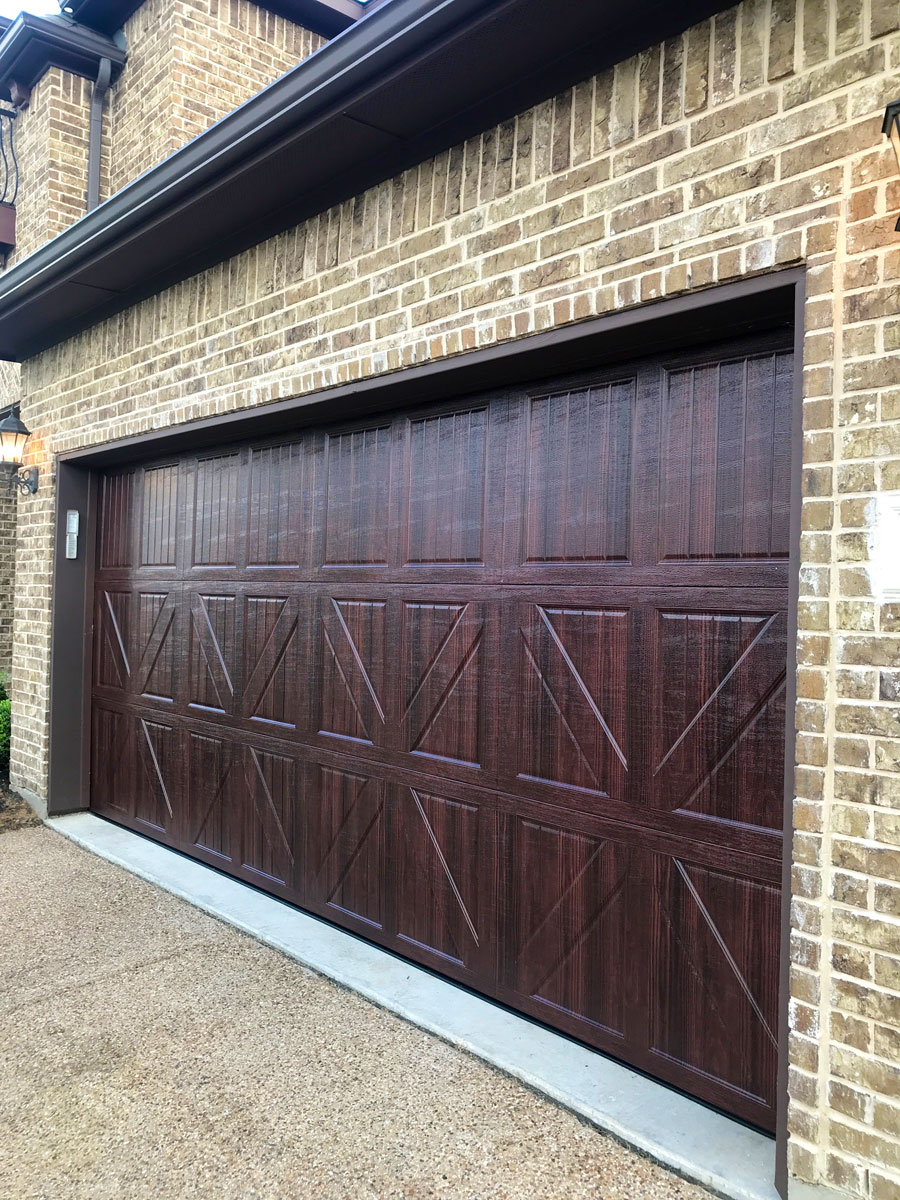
[61,0,363,39]
[0,13,126,103]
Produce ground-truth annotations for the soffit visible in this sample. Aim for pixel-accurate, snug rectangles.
[0,0,733,361]
[61,0,363,38]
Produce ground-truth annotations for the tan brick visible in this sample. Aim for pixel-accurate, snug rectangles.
[748,95,847,156]
[519,254,581,293]
[785,45,886,110]
[691,92,779,148]
[768,0,797,80]
[781,120,884,181]
[683,20,710,115]
[835,738,870,770]
[872,0,900,38]
[609,190,682,234]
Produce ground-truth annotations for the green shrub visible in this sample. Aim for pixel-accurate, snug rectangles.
[0,673,8,705]
[0,697,11,773]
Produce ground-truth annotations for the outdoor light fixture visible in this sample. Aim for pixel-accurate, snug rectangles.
[0,408,38,494]
[885,98,900,231]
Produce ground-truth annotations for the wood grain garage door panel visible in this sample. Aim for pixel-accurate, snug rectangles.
[648,855,780,1113]
[511,602,629,800]
[242,594,300,729]
[246,442,307,568]
[308,764,387,931]
[92,704,176,835]
[522,380,634,565]
[91,333,792,1130]
[505,816,632,1040]
[394,785,485,971]
[405,408,489,565]
[316,596,391,747]
[657,351,793,563]
[650,607,787,831]
[401,601,487,770]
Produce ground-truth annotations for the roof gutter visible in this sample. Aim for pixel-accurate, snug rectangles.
[0,0,732,361]
[0,0,504,310]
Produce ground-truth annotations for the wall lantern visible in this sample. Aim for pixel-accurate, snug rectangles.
[885,98,900,231]
[0,408,38,494]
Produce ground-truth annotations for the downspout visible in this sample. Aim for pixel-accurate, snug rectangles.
[86,56,111,212]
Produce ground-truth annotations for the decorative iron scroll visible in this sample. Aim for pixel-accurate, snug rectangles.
[0,108,18,207]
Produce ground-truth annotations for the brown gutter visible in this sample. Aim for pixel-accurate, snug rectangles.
[0,0,731,361]
[86,55,111,212]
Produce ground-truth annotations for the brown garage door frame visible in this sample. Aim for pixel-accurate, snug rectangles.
[47,267,805,1195]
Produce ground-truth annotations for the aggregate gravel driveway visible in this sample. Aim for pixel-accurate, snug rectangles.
[0,824,713,1200]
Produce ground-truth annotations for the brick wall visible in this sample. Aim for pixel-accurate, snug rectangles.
[104,0,324,199]
[101,0,177,201]
[1,0,322,788]
[9,0,900,1193]
[0,488,16,682]
[7,1,324,262]
[0,360,19,684]
[8,68,92,265]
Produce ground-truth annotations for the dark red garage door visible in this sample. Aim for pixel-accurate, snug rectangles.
[91,332,792,1129]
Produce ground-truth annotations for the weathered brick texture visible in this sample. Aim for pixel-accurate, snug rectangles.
[8,1,900,1194]
[0,488,16,682]
[104,0,324,199]
[0,357,20,680]
[8,68,92,265]
[8,0,323,260]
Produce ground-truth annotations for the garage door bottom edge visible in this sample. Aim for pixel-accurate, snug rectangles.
[46,810,778,1200]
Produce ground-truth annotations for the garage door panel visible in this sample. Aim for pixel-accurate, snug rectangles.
[91,703,133,821]
[98,468,138,570]
[306,763,388,932]
[187,729,239,863]
[516,379,635,568]
[316,594,394,749]
[647,854,780,1127]
[139,463,181,569]
[503,815,635,1041]
[246,440,310,570]
[190,452,244,569]
[403,406,491,567]
[94,587,133,694]
[321,424,395,570]
[649,607,787,832]
[239,744,299,890]
[133,715,178,833]
[92,704,178,835]
[242,593,301,731]
[509,602,629,803]
[97,461,183,578]
[134,587,180,704]
[94,585,183,706]
[657,349,793,565]
[401,599,493,775]
[394,784,489,974]
[187,589,241,717]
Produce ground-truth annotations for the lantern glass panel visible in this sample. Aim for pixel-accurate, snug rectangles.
[0,415,29,466]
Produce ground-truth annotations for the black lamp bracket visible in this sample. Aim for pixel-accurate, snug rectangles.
[6,464,38,495]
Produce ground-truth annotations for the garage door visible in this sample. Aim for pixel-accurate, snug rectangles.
[91,331,792,1130]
